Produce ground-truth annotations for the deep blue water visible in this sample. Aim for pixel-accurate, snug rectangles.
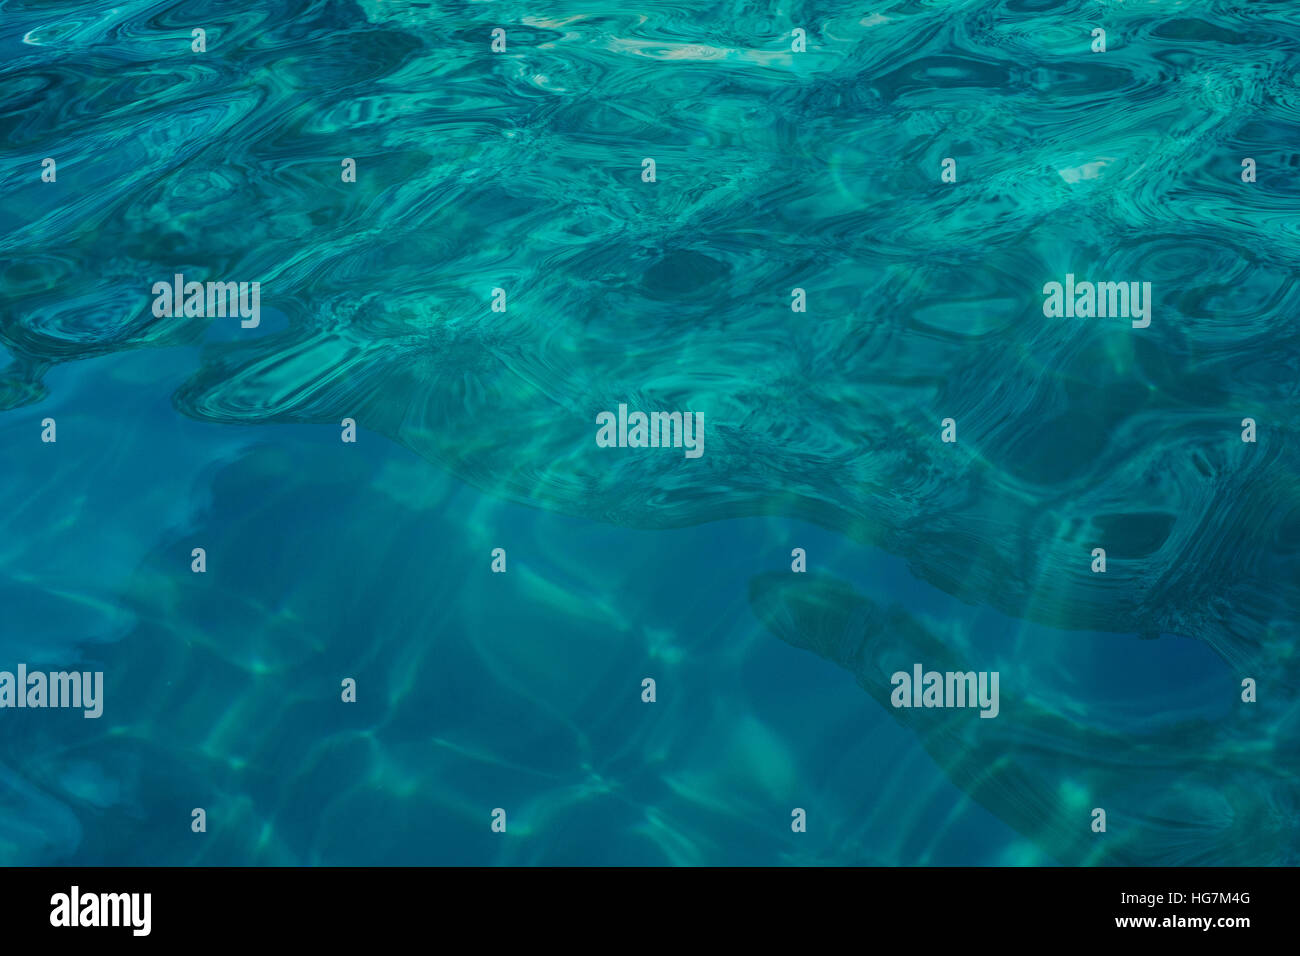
[1,0,1298,866]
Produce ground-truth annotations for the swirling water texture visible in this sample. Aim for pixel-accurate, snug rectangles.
[1,0,1298,864]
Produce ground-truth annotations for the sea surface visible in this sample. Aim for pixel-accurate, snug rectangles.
[1,0,1298,865]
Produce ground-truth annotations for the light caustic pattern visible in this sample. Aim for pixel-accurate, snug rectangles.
[0,1,1298,865]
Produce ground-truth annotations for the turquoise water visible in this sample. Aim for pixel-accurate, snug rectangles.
[1,1,1299,865]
